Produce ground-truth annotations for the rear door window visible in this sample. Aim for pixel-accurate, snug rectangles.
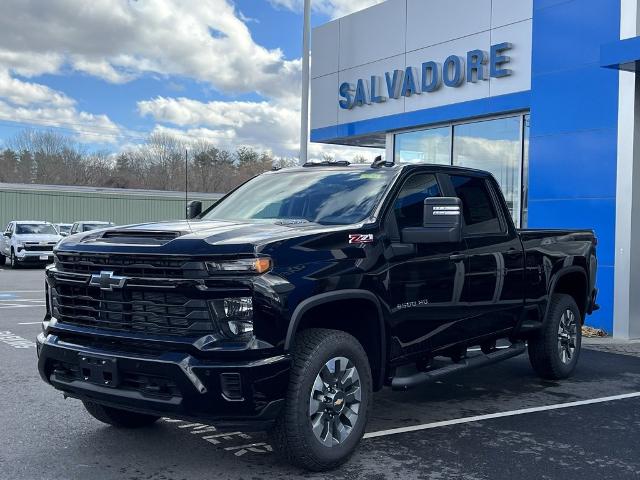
[450,175,503,235]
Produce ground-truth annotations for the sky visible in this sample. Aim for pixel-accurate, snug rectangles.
[0,0,385,159]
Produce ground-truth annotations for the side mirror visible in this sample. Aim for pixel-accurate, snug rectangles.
[187,200,203,219]
[3,232,10,238]
[401,197,463,244]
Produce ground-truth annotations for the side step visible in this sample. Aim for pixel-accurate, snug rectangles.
[391,342,527,391]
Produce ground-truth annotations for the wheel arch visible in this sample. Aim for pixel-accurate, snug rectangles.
[547,266,589,322]
[285,290,387,391]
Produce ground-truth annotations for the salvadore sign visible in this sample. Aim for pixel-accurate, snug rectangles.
[339,42,513,110]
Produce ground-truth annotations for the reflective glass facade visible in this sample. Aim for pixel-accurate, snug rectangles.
[394,114,529,227]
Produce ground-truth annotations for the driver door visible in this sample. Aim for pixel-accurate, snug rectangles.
[383,172,469,362]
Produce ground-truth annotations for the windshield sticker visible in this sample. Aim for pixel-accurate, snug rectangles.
[349,234,374,244]
[359,173,384,180]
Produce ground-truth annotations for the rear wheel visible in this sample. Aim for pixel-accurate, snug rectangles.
[528,294,582,380]
[269,328,372,471]
[83,401,160,428]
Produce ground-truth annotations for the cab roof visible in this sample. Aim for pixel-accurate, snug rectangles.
[274,161,493,177]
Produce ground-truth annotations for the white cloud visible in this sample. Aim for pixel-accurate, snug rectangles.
[0,0,301,100]
[138,96,380,160]
[269,0,384,18]
[0,71,74,108]
[0,70,121,144]
[0,0,381,158]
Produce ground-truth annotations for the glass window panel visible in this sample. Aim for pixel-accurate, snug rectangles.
[453,116,522,227]
[522,114,530,227]
[450,175,502,235]
[394,127,451,165]
[394,173,442,229]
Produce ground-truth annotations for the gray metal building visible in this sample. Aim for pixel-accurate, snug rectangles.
[0,183,222,228]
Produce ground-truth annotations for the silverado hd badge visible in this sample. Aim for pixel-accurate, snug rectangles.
[348,234,374,244]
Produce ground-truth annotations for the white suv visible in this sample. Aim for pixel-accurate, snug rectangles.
[1,221,62,268]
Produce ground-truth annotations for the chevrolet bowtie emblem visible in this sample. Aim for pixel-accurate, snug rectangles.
[89,271,127,291]
[334,398,344,407]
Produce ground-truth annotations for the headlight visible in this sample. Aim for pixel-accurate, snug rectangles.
[206,257,271,275]
[209,297,254,338]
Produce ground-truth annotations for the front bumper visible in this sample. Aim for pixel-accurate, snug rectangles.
[37,332,291,430]
[16,250,53,262]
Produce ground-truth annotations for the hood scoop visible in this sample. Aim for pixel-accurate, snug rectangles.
[98,229,183,246]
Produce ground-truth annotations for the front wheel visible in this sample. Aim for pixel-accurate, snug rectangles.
[83,401,160,428]
[8,248,17,269]
[269,328,372,471]
[528,294,582,380]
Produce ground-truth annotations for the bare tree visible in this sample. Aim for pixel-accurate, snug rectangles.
[0,128,293,194]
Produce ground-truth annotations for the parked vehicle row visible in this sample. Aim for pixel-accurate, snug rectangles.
[1,220,115,267]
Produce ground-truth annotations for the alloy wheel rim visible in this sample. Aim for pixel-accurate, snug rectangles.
[308,356,361,447]
[557,308,578,364]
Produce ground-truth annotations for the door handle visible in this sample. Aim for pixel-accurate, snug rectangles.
[449,253,467,261]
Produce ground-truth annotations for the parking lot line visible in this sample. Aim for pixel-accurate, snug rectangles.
[17,322,41,325]
[363,391,640,439]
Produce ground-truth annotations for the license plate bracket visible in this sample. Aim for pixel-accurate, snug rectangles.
[39,255,49,261]
[78,353,119,388]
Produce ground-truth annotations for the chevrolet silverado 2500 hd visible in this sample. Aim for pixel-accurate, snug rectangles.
[37,162,598,471]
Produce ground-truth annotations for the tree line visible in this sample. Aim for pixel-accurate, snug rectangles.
[0,130,308,193]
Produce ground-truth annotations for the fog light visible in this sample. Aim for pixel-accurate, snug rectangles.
[210,297,254,338]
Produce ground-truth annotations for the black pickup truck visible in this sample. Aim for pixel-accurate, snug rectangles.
[36,162,598,471]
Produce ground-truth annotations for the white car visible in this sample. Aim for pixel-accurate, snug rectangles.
[1,221,62,268]
[69,221,115,235]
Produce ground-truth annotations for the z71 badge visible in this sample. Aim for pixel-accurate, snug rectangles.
[348,234,374,244]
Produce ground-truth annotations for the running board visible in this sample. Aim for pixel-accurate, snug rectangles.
[391,342,527,391]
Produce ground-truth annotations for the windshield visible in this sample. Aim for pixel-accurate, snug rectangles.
[202,169,396,225]
[83,223,112,231]
[16,224,58,235]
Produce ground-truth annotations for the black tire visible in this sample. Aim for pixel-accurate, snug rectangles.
[528,294,582,380]
[9,248,17,269]
[0,252,5,265]
[83,401,160,428]
[269,328,372,471]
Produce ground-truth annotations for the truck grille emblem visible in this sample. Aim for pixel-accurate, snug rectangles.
[89,271,127,291]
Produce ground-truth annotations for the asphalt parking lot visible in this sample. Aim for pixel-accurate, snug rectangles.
[1,266,639,480]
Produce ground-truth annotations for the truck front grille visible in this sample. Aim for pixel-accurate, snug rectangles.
[52,284,215,336]
[24,244,54,252]
[54,253,207,279]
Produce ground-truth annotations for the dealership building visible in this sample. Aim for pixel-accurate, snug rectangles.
[310,0,640,337]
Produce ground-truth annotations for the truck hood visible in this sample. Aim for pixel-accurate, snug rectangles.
[14,234,61,243]
[56,219,353,255]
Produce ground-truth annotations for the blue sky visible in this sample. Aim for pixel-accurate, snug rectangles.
[0,0,382,159]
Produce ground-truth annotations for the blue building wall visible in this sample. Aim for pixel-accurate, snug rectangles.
[528,0,620,330]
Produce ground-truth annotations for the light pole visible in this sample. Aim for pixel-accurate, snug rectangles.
[300,0,311,164]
